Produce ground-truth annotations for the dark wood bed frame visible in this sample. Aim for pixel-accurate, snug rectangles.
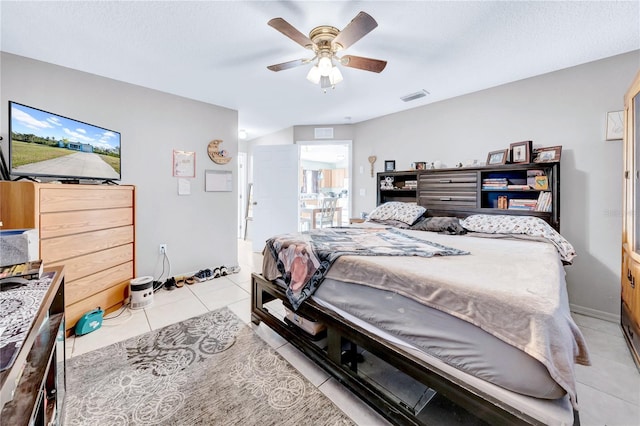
[251,180,576,425]
[251,273,579,426]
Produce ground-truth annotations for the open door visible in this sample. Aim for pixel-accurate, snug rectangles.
[251,145,300,252]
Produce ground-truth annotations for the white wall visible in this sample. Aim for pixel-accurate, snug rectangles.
[1,53,239,278]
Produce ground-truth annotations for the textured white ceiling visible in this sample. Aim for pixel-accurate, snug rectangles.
[1,1,638,140]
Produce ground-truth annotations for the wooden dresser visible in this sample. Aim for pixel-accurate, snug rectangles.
[0,182,135,333]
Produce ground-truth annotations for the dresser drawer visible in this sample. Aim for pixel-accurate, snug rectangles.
[41,225,133,263]
[47,243,134,282]
[40,208,133,238]
[65,262,134,305]
[39,186,133,213]
[419,191,478,209]
[66,281,129,331]
[419,172,477,192]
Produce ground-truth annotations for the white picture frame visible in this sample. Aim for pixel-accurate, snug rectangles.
[606,110,624,141]
[205,170,233,192]
[173,150,196,177]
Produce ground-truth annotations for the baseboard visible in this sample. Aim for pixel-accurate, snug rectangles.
[570,303,620,323]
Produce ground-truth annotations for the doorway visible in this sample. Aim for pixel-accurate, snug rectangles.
[297,141,352,231]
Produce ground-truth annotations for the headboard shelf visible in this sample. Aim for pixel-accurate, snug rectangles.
[377,162,560,231]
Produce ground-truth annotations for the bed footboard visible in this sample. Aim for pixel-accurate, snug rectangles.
[251,273,577,426]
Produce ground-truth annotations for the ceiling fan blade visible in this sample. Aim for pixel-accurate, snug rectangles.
[333,11,378,50]
[267,58,309,72]
[268,18,314,49]
[341,55,387,73]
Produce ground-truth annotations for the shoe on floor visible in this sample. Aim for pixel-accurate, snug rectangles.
[211,267,221,279]
[193,269,213,282]
[219,266,228,276]
[228,266,241,274]
[153,280,164,292]
[164,277,177,291]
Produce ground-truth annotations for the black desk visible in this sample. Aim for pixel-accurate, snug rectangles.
[0,266,65,426]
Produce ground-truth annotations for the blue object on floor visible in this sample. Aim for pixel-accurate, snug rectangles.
[75,308,104,336]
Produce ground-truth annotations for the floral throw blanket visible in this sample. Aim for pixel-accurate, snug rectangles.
[264,227,469,310]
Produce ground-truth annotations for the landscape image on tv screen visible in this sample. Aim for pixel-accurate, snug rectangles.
[9,101,121,181]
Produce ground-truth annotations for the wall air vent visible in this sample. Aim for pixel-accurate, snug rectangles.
[314,127,334,139]
[400,89,430,102]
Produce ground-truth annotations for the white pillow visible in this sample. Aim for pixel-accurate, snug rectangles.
[460,214,576,263]
[368,202,426,225]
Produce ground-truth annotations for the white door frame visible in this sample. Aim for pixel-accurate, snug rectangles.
[297,139,353,223]
[237,152,247,239]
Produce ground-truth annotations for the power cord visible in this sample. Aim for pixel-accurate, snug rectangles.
[153,251,172,292]
[102,303,133,326]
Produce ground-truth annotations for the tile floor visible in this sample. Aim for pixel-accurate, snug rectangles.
[65,240,640,426]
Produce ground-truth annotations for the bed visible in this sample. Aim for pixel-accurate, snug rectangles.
[251,205,589,426]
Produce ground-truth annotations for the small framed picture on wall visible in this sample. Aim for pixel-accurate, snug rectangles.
[384,160,396,171]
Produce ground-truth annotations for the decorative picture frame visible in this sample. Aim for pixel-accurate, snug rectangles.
[384,160,396,171]
[486,149,508,165]
[414,161,427,170]
[533,145,562,163]
[509,140,532,164]
[173,150,196,177]
[606,110,624,140]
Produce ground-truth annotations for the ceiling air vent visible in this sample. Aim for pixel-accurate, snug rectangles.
[401,89,430,102]
[314,127,334,139]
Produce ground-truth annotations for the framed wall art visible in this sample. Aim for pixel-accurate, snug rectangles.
[173,150,196,177]
[606,110,624,140]
[486,149,508,165]
[509,140,532,164]
[384,160,396,171]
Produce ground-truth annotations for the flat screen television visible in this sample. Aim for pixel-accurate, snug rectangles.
[8,101,121,182]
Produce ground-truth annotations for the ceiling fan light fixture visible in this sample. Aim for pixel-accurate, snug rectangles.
[318,56,333,76]
[320,75,332,90]
[268,12,385,92]
[306,65,321,84]
[329,66,343,85]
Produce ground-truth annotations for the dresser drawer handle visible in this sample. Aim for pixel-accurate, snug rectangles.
[439,179,452,183]
[439,197,452,201]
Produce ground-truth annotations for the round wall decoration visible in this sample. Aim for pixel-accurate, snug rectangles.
[207,139,232,165]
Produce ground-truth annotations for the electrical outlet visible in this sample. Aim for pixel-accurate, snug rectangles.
[159,244,167,255]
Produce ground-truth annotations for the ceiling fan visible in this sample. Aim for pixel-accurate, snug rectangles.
[267,11,387,91]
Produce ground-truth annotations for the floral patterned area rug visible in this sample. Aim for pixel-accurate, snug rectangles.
[64,308,354,425]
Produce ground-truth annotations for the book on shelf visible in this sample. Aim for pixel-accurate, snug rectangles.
[0,259,43,280]
[507,184,530,190]
[508,199,537,211]
[535,191,552,212]
[482,178,508,190]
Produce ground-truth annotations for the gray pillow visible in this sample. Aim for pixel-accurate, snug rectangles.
[410,216,467,235]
